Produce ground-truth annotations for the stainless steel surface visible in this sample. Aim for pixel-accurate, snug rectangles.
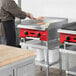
[24,39,60,76]
[59,51,62,75]
[26,37,40,40]
[17,17,68,31]
[64,42,69,76]
[47,18,68,41]
[58,22,76,35]
[60,22,76,31]
[20,39,62,76]
[58,29,76,35]
[24,40,59,50]
[60,41,76,76]
[45,41,49,76]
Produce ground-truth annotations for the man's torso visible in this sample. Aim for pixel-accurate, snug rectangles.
[0,0,15,21]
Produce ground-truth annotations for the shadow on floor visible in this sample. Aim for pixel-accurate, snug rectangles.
[36,67,74,76]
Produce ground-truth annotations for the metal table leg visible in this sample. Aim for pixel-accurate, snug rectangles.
[65,53,69,76]
[64,43,69,76]
[59,51,62,75]
[46,41,49,76]
[40,66,43,71]
[40,41,44,71]
[46,66,49,76]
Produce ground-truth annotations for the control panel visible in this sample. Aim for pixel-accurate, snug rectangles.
[59,33,76,43]
[19,28,47,41]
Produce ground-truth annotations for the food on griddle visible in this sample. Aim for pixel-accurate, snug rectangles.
[36,22,45,25]
[36,16,44,20]
[36,16,45,25]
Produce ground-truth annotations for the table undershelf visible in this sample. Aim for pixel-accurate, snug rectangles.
[35,60,59,67]
[66,66,76,75]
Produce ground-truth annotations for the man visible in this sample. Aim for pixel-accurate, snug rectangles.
[0,0,35,47]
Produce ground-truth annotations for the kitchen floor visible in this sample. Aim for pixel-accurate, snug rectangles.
[36,67,74,76]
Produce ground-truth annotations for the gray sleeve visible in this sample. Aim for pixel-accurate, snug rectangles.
[3,0,27,19]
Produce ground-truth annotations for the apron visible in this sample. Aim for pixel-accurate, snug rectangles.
[0,22,5,36]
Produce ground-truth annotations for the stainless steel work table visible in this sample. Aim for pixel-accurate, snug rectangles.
[0,45,35,76]
[60,42,76,76]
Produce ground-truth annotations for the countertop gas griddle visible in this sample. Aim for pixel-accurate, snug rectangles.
[58,22,76,43]
[17,17,68,41]
[58,22,76,76]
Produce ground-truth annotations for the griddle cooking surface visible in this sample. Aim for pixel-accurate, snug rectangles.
[61,22,76,31]
[21,20,38,25]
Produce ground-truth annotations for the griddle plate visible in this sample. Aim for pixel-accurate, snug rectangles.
[61,22,76,31]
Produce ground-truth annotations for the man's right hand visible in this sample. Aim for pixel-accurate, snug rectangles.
[36,16,44,20]
[26,12,36,19]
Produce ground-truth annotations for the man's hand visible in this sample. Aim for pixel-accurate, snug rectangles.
[36,16,44,20]
[26,12,36,19]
